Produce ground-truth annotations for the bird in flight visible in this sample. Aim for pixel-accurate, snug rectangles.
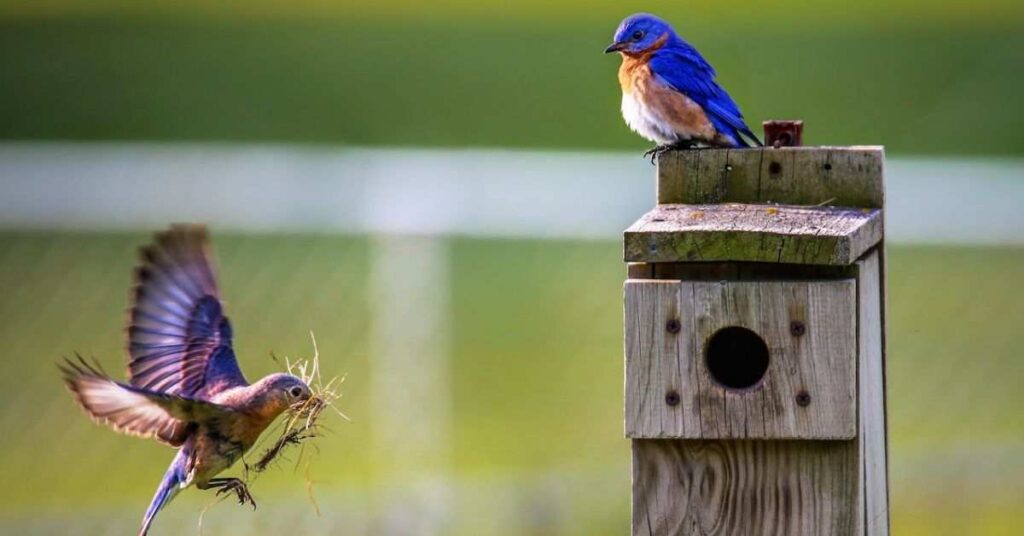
[605,13,762,158]
[60,225,313,536]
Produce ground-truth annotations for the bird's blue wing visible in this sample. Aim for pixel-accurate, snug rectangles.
[649,44,761,147]
[127,225,247,399]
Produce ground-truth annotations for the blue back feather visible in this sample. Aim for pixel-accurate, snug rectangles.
[649,37,759,146]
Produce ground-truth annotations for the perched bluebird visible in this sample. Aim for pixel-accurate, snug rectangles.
[605,13,762,156]
[60,225,313,536]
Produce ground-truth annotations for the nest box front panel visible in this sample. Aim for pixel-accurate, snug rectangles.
[625,279,857,440]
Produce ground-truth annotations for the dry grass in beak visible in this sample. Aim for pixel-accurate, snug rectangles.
[251,332,348,477]
[199,335,346,532]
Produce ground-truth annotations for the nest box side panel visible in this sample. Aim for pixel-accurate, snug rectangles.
[857,250,890,536]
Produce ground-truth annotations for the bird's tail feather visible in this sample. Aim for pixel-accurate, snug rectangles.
[139,450,189,536]
[741,126,764,147]
[729,126,762,148]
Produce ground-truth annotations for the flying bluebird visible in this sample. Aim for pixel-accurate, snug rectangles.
[605,13,762,156]
[60,225,313,536]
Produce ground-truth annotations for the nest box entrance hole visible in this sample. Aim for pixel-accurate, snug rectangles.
[705,326,770,390]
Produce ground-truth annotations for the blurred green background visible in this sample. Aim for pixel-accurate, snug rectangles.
[1,0,1023,155]
[0,1,1022,535]
[2,234,1022,535]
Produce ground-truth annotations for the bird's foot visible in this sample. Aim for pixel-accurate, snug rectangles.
[209,477,257,510]
[643,140,701,164]
[643,145,671,164]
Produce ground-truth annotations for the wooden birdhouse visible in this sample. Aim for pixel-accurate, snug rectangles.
[623,127,889,536]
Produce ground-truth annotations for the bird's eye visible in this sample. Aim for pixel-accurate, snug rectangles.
[289,386,303,397]
[632,30,645,40]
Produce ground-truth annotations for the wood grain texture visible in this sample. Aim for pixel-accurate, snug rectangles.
[632,439,861,536]
[856,251,890,536]
[624,281,699,438]
[625,280,857,440]
[657,147,884,208]
[624,203,882,265]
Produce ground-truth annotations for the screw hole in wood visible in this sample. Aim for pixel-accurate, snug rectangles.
[796,390,812,407]
[665,390,680,407]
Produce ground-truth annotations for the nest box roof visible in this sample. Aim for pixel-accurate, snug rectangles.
[624,203,882,265]
[625,146,886,266]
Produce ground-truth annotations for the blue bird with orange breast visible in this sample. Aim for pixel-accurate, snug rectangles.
[605,13,762,156]
[60,225,313,536]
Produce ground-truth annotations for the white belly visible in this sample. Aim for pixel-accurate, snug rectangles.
[621,91,678,145]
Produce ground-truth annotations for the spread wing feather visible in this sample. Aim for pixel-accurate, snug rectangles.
[60,357,230,446]
[127,225,246,399]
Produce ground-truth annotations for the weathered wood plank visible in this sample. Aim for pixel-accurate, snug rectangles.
[625,281,701,438]
[632,439,861,536]
[624,203,882,265]
[657,147,884,208]
[625,280,857,440]
[857,250,890,536]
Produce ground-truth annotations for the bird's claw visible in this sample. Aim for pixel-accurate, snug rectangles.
[214,478,257,510]
[643,145,670,164]
[643,140,701,164]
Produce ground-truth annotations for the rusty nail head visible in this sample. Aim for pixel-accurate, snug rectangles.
[790,321,806,337]
[665,390,681,407]
[796,390,811,407]
[666,318,681,334]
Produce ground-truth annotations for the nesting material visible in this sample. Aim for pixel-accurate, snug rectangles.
[253,332,348,475]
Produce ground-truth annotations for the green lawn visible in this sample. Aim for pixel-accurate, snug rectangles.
[0,6,1022,156]
[0,231,1021,534]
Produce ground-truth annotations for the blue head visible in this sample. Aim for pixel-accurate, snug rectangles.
[248,372,313,418]
[605,13,677,55]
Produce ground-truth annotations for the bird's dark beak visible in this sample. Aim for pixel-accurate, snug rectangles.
[604,42,625,54]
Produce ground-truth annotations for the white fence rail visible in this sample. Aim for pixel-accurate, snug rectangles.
[1,142,1022,244]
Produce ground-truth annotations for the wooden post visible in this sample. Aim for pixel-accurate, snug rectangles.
[623,124,889,536]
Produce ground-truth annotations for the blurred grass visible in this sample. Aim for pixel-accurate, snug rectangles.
[0,4,1022,155]
[0,231,1022,534]
[3,0,1022,24]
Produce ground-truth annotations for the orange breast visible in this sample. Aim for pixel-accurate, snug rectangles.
[238,411,279,445]
[617,54,716,141]
[618,55,648,95]
[645,82,717,140]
